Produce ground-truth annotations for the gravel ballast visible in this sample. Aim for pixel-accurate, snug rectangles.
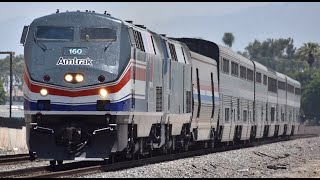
[76,136,320,178]
[0,161,48,173]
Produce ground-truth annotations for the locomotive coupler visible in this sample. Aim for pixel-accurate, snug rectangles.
[58,126,88,155]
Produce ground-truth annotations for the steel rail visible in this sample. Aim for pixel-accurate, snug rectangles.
[22,134,318,178]
[0,154,32,165]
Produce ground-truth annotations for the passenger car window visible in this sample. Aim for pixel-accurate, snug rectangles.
[256,72,262,83]
[231,62,239,76]
[225,108,230,123]
[247,69,254,81]
[240,66,246,79]
[223,58,230,74]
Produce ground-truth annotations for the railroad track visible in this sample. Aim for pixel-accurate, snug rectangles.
[290,133,317,140]
[0,133,318,178]
[0,153,33,165]
[0,161,101,178]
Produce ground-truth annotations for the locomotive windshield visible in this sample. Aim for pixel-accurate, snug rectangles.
[80,28,117,41]
[36,26,74,41]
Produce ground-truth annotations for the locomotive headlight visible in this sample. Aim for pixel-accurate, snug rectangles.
[40,88,48,96]
[64,74,73,82]
[75,74,84,83]
[99,89,108,98]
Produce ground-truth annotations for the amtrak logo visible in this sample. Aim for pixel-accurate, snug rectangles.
[56,57,93,66]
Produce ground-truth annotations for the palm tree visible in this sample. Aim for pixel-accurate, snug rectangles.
[296,42,320,68]
[222,32,235,48]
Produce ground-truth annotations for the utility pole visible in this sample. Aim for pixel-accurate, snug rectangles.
[0,51,15,118]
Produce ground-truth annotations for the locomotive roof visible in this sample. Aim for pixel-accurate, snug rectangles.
[190,51,217,66]
[170,37,219,61]
[123,21,188,48]
[33,11,123,24]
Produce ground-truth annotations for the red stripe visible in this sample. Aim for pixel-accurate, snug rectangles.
[135,67,146,81]
[25,65,147,97]
[193,85,219,92]
[200,84,211,91]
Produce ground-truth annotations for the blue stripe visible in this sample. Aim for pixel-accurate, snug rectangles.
[23,95,220,112]
[24,98,131,111]
[193,94,220,102]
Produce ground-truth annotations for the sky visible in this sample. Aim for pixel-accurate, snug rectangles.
[0,2,320,56]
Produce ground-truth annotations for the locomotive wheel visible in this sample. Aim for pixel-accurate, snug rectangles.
[29,151,36,161]
[184,141,189,151]
[204,141,208,149]
[162,146,168,155]
[149,149,153,157]
[209,142,214,148]
[49,160,56,166]
[107,153,115,164]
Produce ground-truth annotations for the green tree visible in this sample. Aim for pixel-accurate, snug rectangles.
[296,42,320,68]
[285,38,296,59]
[301,71,320,121]
[288,68,319,88]
[222,32,235,48]
[237,51,249,59]
[276,58,308,75]
[0,80,6,105]
[243,38,298,73]
[0,54,24,91]
[241,37,320,122]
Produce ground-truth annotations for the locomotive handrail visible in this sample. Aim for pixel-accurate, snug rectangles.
[33,126,54,134]
[92,127,115,135]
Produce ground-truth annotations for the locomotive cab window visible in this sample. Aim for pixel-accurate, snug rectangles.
[36,26,74,41]
[20,25,29,45]
[80,28,117,41]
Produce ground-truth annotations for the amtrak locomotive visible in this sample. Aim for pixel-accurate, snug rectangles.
[20,10,301,165]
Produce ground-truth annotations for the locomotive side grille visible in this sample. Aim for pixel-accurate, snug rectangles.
[186,91,191,113]
[156,86,163,112]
